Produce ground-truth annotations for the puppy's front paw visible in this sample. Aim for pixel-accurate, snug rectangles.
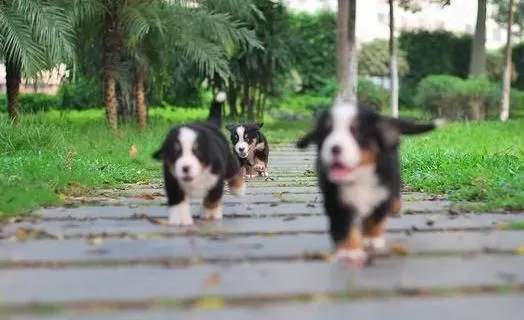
[202,205,223,220]
[363,236,386,251]
[253,162,265,172]
[230,183,245,196]
[335,248,367,268]
[168,203,193,226]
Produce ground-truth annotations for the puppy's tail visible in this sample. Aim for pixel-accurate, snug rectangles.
[396,118,446,135]
[208,91,227,128]
[296,130,315,149]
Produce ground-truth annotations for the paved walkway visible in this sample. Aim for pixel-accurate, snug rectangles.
[1,144,524,319]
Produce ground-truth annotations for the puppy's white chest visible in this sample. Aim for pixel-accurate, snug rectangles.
[179,171,219,198]
[338,175,389,217]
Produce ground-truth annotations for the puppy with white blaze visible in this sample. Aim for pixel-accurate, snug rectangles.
[152,91,245,226]
[296,94,443,266]
[226,122,269,178]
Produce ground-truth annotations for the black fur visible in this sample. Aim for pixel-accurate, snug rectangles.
[152,92,241,211]
[297,105,439,251]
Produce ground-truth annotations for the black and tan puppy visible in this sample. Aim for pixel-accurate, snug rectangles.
[296,94,443,265]
[226,123,270,178]
[152,91,245,226]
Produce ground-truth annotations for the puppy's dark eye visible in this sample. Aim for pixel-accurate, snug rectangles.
[174,143,181,152]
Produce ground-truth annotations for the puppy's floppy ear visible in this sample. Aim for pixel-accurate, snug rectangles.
[376,117,402,150]
[296,130,316,149]
[376,116,440,149]
[152,148,164,161]
[255,122,264,129]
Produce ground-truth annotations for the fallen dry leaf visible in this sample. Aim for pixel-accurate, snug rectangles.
[390,242,409,256]
[204,273,221,287]
[14,227,59,242]
[15,228,29,242]
[260,231,275,237]
[142,214,169,225]
[514,246,524,255]
[304,251,333,261]
[129,145,139,159]
[139,194,156,200]
[193,297,225,311]
[87,237,103,247]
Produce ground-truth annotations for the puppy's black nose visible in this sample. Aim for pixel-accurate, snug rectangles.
[182,166,190,174]
[331,145,341,156]
[238,147,245,152]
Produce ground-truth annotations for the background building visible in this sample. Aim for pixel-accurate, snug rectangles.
[283,0,510,50]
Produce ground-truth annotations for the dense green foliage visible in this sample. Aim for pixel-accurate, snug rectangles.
[0,93,59,113]
[414,75,524,120]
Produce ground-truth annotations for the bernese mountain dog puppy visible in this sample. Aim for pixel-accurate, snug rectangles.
[152,91,245,226]
[296,94,443,266]
[226,122,270,178]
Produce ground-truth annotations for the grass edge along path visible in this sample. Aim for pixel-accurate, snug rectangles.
[1,110,523,216]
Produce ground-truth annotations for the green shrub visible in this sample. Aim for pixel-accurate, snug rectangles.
[57,77,103,110]
[316,77,390,111]
[414,75,461,118]
[415,74,524,120]
[357,79,390,111]
[0,93,59,113]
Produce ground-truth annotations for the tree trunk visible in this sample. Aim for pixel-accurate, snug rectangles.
[336,0,350,94]
[242,81,250,118]
[5,60,22,124]
[469,0,487,120]
[102,1,122,131]
[347,0,358,103]
[500,0,515,122]
[389,0,399,118]
[135,66,147,131]
[227,86,239,118]
[469,0,487,78]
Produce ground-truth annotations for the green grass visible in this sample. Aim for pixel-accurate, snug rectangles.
[1,108,523,217]
[0,108,312,216]
[400,120,524,212]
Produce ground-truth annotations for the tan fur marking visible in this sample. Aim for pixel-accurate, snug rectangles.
[362,217,385,238]
[388,196,402,217]
[359,147,378,166]
[228,173,244,190]
[203,198,221,209]
[336,227,363,252]
[255,142,265,151]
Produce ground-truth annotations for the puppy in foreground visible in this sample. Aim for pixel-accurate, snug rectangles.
[296,94,443,266]
[226,122,270,178]
[152,91,245,226]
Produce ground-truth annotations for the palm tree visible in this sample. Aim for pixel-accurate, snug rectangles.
[0,0,75,123]
[129,0,262,129]
[66,0,260,131]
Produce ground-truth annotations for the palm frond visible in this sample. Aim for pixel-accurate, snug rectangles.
[18,0,77,66]
[177,31,231,82]
[0,3,45,75]
[121,1,164,48]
